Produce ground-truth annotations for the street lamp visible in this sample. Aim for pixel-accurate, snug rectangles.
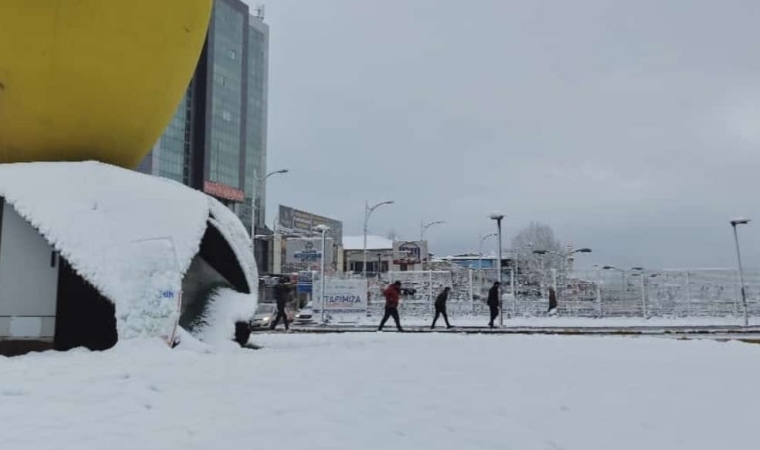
[478,233,498,293]
[363,200,394,277]
[420,220,445,241]
[533,247,592,297]
[252,169,289,233]
[478,233,498,271]
[420,220,445,270]
[420,220,446,242]
[532,250,549,297]
[629,266,647,317]
[314,224,330,323]
[602,265,626,302]
[730,217,751,326]
[489,212,505,326]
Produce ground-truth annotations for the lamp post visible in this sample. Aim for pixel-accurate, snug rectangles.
[730,217,751,326]
[478,233,497,292]
[532,250,548,298]
[602,265,626,304]
[630,266,647,318]
[533,248,592,300]
[252,169,289,233]
[420,220,445,270]
[479,233,498,271]
[420,220,445,241]
[489,212,505,326]
[363,200,394,277]
[314,224,330,323]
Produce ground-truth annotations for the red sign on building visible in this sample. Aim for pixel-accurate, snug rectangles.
[203,181,245,202]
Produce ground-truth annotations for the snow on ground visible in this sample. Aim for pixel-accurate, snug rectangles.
[340,313,759,328]
[2,333,759,449]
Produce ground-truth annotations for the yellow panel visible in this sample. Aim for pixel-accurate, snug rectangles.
[0,0,213,168]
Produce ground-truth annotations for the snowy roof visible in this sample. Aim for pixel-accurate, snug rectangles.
[343,235,393,251]
[0,161,257,338]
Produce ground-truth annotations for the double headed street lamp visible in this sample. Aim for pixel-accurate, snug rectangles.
[313,224,330,323]
[363,200,394,277]
[730,217,751,326]
[489,212,505,326]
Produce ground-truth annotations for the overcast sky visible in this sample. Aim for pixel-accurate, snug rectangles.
[251,0,760,269]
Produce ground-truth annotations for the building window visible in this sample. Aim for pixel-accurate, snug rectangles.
[222,110,232,121]
[229,50,237,61]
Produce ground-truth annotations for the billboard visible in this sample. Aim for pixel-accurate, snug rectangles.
[278,205,343,244]
[285,237,335,266]
[314,277,368,313]
[393,240,429,264]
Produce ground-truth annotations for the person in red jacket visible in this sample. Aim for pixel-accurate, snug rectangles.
[378,280,404,332]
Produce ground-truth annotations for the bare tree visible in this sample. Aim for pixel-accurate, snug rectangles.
[386,229,399,241]
[510,222,565,295]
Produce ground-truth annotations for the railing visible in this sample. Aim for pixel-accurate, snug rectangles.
[312,267,760,321]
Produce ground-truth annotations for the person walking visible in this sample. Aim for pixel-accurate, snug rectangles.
[547,287,558,315]
[487,281,500,328]
[270,277,291,331]
[378,280,404,332]
[431,286,452,329]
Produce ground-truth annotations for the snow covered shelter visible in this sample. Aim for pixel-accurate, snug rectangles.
[0,162,257,355]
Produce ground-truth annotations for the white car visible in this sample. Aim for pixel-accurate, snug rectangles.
[294,302,315,325]
[250,303,296,329]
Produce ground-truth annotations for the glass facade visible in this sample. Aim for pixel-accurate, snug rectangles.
[244,20,268,228]
[208,1,245,189]
[139,0,269,237]
[156,87,192,184]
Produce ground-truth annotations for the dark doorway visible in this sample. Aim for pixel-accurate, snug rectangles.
[54,259,117,351]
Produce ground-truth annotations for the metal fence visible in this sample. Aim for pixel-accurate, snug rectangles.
[314,267,760,320]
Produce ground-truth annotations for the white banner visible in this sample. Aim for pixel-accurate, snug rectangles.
[315,277,367,313]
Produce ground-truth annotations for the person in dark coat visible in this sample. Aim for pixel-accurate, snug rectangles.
[270,277,291,331]
[431,286,452,329]
[378,281,404,332]
[487,281,500,328]
[548,287,558,314]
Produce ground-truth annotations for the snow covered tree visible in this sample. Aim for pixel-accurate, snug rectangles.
[510,222,566,295]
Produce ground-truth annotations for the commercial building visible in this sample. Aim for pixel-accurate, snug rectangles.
[343,235,394,273]
[342,237,435,273]
[138,0,270,272]
[275,205,343,275]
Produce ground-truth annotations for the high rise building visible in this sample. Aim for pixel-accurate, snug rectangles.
[139,0,270,272]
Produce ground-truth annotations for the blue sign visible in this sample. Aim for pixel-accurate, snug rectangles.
[294,249,321,261]
[297,271,313,294]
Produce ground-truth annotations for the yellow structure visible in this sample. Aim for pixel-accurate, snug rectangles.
[0,0,213,168]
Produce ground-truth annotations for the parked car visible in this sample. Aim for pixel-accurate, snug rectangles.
[294,302,315,325]
[250,303,295,329]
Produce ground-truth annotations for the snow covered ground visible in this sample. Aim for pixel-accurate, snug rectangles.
[2,333,758,449]
[332,313,760,328]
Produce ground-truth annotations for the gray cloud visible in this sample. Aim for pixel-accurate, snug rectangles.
[250,0,760,268]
